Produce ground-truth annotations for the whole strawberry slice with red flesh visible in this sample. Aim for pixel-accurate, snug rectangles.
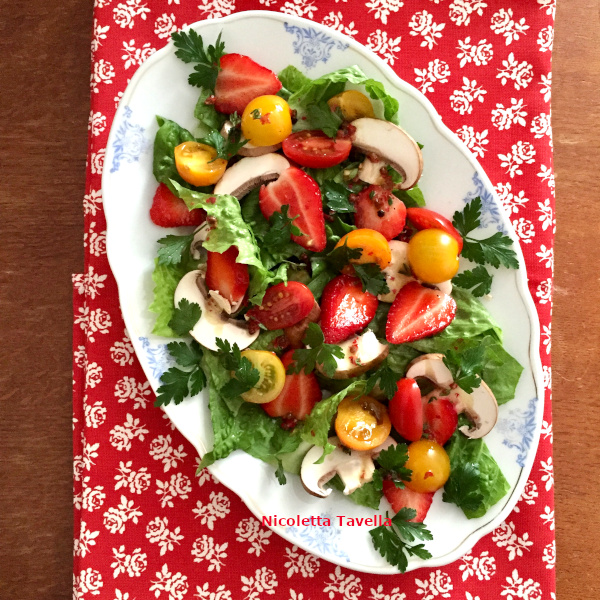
[259,167,326,252]
[150,183,206,228]
[214,53,282,115]
[205,246,249,308]
[354,184,407,241]
[320,275,379,344]
[382,480,434,523]
[423,398,458,446]
[262,350,321,425]
[389,378,423,442]
[386,281,457,345]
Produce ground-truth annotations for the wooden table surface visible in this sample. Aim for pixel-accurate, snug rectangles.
[1,1,599,598]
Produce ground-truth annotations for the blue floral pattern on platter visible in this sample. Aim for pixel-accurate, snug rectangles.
[283,23,348,69]
[111,106,148,173]
[139,336,173,380]
[496,397,539,468]
[464,172,507,233]
[286,513,349,561]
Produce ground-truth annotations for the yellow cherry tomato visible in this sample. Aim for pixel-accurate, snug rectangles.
[239,350,286,404]
[328,90,375,121]
[174,141,227,187]
[241,95,293,147]
[335,396,392,451]
[335,228,392,270]
[408,229,460,284]
[404,439,451,493]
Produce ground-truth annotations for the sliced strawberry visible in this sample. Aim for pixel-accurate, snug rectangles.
[382,480,434,522]
[389,378,423,442]
[259,167,326,252]
[214,53,282,115]
[262,350,321,423]
[354,185,407,240]
[149,183,206,228]
[406,207,464,253]
[320,275,379,344]
[423,398,458,446]
[386,281,457,345]
[205,246,249,307]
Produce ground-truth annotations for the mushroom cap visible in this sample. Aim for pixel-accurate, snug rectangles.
[406,353,454,388]
[351,118,423,190]
[458,381,499,439]
[213,153,290,198]
[379,240,414,303]
[174,270,259,351]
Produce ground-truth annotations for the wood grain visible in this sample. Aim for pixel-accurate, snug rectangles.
[0,1,598,598]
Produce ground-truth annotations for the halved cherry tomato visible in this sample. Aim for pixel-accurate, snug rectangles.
[246,281,315,330]
[239,350,286,404]
[335,228,392,270]
[389,378,423,441]
[404,439,451,493]
[241,95,293,147]
[205,247,249,307]
[354,185,407,241]
[335,396,392,451]
[282,130,351,168]
[261,350,321,422]
[406,207,464,253]
[408,229,460,284]
[174,141,227,187]
[327,90,375,121]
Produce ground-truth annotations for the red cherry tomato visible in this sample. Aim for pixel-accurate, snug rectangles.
[388,378,423,442]
[406,207,464,253]
[282,130,351,168]
[246,281,315,330]
[205,247,249,307]
[354,185,407,241]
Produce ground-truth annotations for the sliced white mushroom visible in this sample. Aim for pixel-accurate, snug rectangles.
[213,153,290,198]
[357,156,387,186]
[434,280,453,296]
[316,331,389,379]
[190,223,210,260]
[174,270,258,351]
[220,120,282,157]
[300,436,395,497]
[406,354,499,438]
[379,240,415,303]
[351,118,423,190]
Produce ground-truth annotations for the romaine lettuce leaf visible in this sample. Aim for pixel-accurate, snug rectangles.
[278,65,311,97]
[153,116,196,192]
[194,88,227,133]
[328,475,382,510]
[249,329,284,352]
[149,258,190,337]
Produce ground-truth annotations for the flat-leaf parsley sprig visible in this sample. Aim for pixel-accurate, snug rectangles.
[215,338,261,399]
[289,323,344,378]
[171,29,225,90]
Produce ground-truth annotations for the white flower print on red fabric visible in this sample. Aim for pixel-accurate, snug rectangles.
[115,461,152,494]
[540,505,555,530]
[88,308,112,342]
[537,26,554,52]
[195,583,232,599]
[115,376,152,409]
[542,323,551,354]
[146,517,184,555]
[450,77,487,115]
[74,521,100,558]
[103,495,143,534]
[156,473,193,508]
[91,58,115,93]
[536,278,552,304]
[537,165,555,195]
[540,456,553,491]
[110,331,135,366]
[456,126,488,158]
[370,584,406,600]
[542,368,553,395]
[113,0,150,29]
[155,13,177,39]
[490,9,529,45]
[280,0,317,19]
[85,400,107,428]
[515,479,538,513]
[73,568,104,598]
[149,434,188,472]
[541,418,553,441]
[538,0,555,18]
[497,53,534,90]
[111,545,148,578]
[492,521,533,560]
[150,564,189,600]
[409,10,445,49]
[192,490,230,529]
[415,570,453,600]
[84,188,103,216]
[495,182,529,216]
[259,0,278,5]
[89,111,107,136]
[542,541,556,569]
[122,39,156,69]
[284,545,320,579]
[501,569,542,600]
[539,72,551,102]
[324,566,362,600]
[459,550,496,581]
[537,198,554,232]
[530,112,551,139]
[109,414,149,451]
[75,265,108,299]
[74,345,87,369]
[366,30,402,65]
[322,11,358,37]
[414,59,451,93]
[114,591,133,600]
[86,362,104,389]
[235,517,273,556]
[449,0,487,27]
[365,0,403,25]
[191,535,228,572]
[90,148,105,175]
[491,98,527,130]
[498,141,536,177]
[85,226,107,258]
[511,217,535,244]
[196,466,217,487]
[456,37,493,67]
[241,567,279,599]
[79,477,107,512]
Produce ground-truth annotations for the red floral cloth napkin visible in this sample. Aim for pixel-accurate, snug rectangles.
[73,1,555,598]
